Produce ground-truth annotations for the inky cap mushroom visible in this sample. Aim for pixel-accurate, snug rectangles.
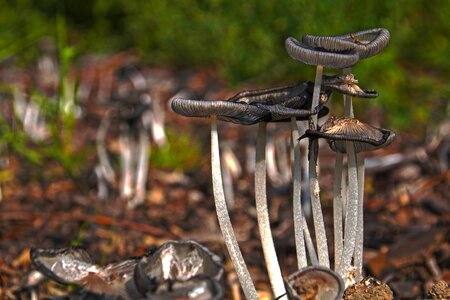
[285,37,360,68]
[171,82,330,125]
[303,117,395,153]
[322,73,378,98]
[302,28,390,59]
[134,240,224,297]
[284,266,344,300]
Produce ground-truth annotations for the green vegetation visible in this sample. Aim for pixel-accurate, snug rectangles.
[0,0,449,130]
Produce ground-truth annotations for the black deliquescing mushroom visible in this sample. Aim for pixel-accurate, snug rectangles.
[302,117,395,283]
[172,82,329,299]
[284,266,344,300]
[322,73,378,99]
[285,36,359,269]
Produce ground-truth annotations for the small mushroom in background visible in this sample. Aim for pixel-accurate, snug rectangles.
[95,63,167,208]
[285,35,359,269]
[284,266,344,300]
[303,116,395,285]
[172,81,329,299]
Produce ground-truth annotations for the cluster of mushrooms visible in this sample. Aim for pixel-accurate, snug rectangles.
[172,28,394,299]
[31,28,395,300]
[31,240,224,299]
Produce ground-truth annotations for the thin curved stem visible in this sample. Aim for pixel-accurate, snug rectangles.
[210,118,258,300]
[255,122,286,299]
[333,152,344,271]
[130,126,150,208]
[308,64,329,267]
[291,118,307,269]
[303,216,319,266]
[354,153,365,282]
[339,141,358,282]
[309,139,329,267]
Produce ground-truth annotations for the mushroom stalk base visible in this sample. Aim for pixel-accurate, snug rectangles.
[354,153,365,282]
[291,118,307,269]
[333,152,344,271]
[211,119,258,300]
[255,122,287,299]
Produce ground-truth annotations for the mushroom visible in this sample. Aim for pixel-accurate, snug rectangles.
[322,73,378,99]
[284,266,344,300]
[302,117,395,283]
[172,82,328,299]
[30,247,141,299]
[134,240,223,299]
[285,36,359,268]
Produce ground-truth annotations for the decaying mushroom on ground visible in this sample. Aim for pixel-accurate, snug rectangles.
[30,240,223,299]
[172,82,329,299]
[303,117,395,283]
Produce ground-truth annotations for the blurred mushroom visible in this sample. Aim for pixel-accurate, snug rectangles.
[134,240,223,299]
[303,117,394,283]
[284,266,344,300]
[285,36,358,269]
[30,247,140,299]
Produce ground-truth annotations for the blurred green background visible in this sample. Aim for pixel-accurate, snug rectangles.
[1,0,449,131]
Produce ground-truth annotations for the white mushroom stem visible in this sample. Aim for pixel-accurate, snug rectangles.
[291,118,307,269]
[339,141,359,282]
[308,64,329,267]
[130,126,150,208]
[119,128,134,199]
[303,216,319,266]
[255,122,287,299]
[343,68,354,118]
[333,152,344,271]
[354,153,365,282]
[210,118,258,300]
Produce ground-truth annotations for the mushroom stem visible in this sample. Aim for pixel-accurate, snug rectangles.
[339,141,359,282]
[333,152,344,271]
[291,118,307,269]
[354,153,365,282]
[119,127,134,199]
[308,64,329,267]
[210,118,258,300]
[130,126,150,208]
[343,68,354,118]
[303,216,319,266]
[255,122,287,299]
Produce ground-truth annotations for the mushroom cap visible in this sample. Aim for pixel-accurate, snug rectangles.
[285,266,344,300]
[322,73,378,98]
[30,247,138,297]
[302,28,390,59]
[171,81,331,125]
[304,117,395,153]
[134,240,224,297]
[285,36,360,68]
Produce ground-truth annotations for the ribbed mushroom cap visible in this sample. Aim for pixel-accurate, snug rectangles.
[302,28,390,59]
[285,37,360,68]
[303,117,395,153]
[171,81,331,125]
[322,73,378,98]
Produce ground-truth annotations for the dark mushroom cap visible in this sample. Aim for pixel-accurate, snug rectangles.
[134,240,224,297]
[171,81,330,125]
[285,266,344,300]
[302,28,390,59]
[322,73,378,98]
[285,37,360,68]
[303,117,395,153]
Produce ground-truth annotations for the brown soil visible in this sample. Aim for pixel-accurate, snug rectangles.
[428,280,450,299]
[343,277,393,300]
